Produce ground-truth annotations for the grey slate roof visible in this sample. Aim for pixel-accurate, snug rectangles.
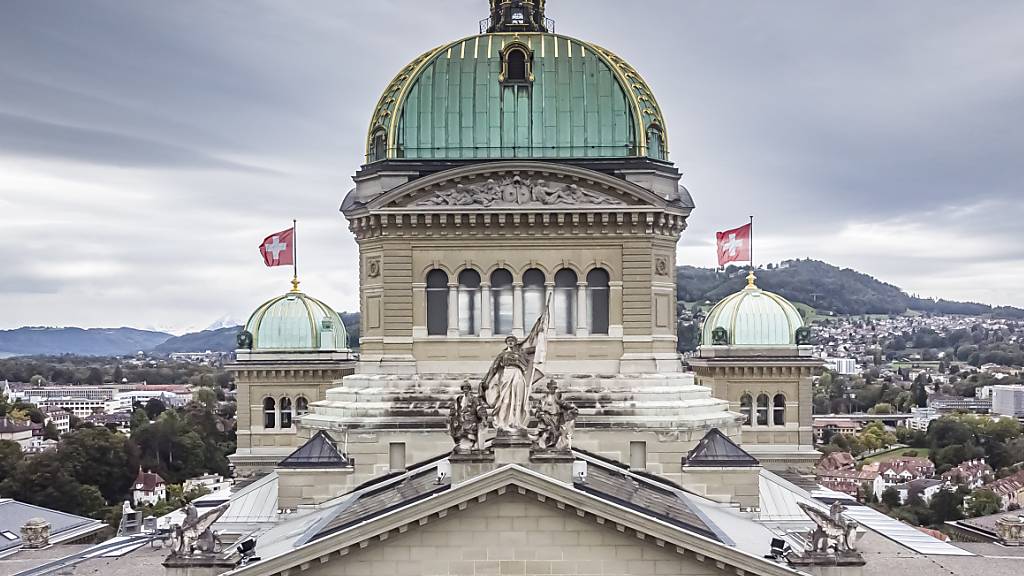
[277,431,352,469]
[0,499,106,556]
[683,427,760,467]
[574,459,728,543]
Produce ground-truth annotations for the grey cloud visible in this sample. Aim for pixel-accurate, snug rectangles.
[1,0,1022,330]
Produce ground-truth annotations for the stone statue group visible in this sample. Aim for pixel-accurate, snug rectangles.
[447,333,578,453]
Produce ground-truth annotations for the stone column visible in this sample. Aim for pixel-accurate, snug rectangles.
[447,282,459,337]
[545,282,555,336]
[575,282,589,337]
[480,282,493,337]
[608,280,623,337]
[512,282,524,338]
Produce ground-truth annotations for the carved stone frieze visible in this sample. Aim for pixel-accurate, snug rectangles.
[414,175,626,208]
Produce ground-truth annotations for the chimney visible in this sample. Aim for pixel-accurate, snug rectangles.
[20,518,50,549]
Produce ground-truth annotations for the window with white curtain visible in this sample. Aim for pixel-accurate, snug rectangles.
[523,268,546,330]
[458,269,482,336]
[587,268,610,335]
[491,269,513,335]
[553,269,577,335]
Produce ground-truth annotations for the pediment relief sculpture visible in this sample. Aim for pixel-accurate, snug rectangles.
[412,175,627,208]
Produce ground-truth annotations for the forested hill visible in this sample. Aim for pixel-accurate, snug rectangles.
[677,259,1024,318]
[151,326,242,354]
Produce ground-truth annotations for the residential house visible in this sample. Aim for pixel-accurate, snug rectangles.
[874,457,935,499]
[132,468,167,506]
[895,478,946,504]
[983,470,1024,511]
[942,459,994,489]
[817,451,856,473]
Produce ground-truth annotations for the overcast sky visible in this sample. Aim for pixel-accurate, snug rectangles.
[2,1,1022,333]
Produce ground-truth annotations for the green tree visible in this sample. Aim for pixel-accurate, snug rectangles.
[144,398,167,420]
[0,451,104,517]
[881,487,901,509]
[130,408,149,432]
[60,427,139,503]
[928,489,964,524]
[42,421,60,441]
[967,489,1002,517]
[0,440,23,483]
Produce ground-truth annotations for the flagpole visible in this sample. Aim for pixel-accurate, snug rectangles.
[292,219,299,291]
[749,215,754,272]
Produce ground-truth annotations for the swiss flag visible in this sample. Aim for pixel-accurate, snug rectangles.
[259,227,294,267]
[716,223,751,267]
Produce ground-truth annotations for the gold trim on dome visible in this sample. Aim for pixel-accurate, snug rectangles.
[365,32,669,161]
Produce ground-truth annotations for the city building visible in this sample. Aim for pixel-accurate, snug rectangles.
[992,385,1024,418]
[908,406,940,431]
[824,357,858,375]
[37,397,106,418]
[928,394,992,414]
[228,287,357,475]
[40,405,71,434]
[688,273,822,470]
[812,417,862,441]
[0,418,35,450]
[132,468,167,506]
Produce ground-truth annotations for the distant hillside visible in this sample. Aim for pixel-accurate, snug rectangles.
[151,326,242,354]
[152,311,362,354]
[678,259,1021,317]
[0,327,171,357]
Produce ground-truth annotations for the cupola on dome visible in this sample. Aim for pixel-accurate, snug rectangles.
[365,2,669,163]
[241,288,349,352]
[701,273,805,347]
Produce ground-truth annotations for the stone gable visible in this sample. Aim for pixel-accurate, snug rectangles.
[301,492,724,576]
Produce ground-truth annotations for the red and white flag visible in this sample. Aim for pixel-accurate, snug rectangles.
[259,227,294,267]
[716,223,751,267]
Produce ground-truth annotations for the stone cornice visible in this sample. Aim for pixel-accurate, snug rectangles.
[349,210,688,241]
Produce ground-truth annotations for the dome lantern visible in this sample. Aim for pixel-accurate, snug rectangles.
[484,0,550,33]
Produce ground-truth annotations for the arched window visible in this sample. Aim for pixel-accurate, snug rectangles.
[426,270,449,335]
[756,394,769,426]
[370,129,387,162]
[523,268,546,330]
[491,269,514,335]
[553,269,577,335]
[506,48,527,81]
[263,397,276,429]
[458,269,482,336]
[647,126,665,160]
[587,268,610,335]
[773,394,786,425]
[739,394,753,426]
[296,397,309,417]
[280,397,293,429]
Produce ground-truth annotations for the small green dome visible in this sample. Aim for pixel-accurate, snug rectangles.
[701,273,804,346]
[243,289,348,351]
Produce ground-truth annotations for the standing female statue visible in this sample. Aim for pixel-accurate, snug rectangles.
[480,335,535,434]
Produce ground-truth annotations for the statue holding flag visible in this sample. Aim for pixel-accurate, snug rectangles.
[480,296,550,436]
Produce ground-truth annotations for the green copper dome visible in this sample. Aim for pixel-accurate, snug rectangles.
[243,289,349,351]
[366,32,669,163]
[701,273,805,347]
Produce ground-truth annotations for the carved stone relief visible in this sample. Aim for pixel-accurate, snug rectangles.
[366,257,381,278]
[414,175,626,208]
[654,256,669,276]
